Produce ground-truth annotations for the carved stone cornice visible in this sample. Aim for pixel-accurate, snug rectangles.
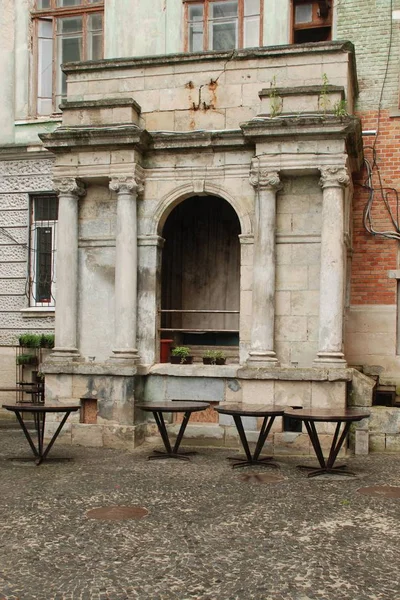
[249,164,282,192]
[319,166,350,189]
[53,177,86,197]
[109,174,144,196]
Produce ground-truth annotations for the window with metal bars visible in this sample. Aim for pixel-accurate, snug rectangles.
[28,195,58,307]
[32,0,104,116]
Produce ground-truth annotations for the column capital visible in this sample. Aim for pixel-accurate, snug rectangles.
[319,166,350,189]
[249,164,282,191]
[53,177,86,197]
[109,174,144,195]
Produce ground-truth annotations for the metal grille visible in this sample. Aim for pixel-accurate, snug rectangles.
[28,195,58,306]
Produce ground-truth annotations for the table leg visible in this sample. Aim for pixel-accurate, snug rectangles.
[12,410,73,466]
[14,410,39,458]
[227,415,278,469]
[149,411,197,461]
[297,420,356,477]
[39,412,71,465]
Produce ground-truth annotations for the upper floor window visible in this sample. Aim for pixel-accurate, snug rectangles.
[32,0,104,116]
[291,0,332,44]
[185,0,262,52]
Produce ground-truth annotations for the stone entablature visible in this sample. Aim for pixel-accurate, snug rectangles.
[61,41,357,134]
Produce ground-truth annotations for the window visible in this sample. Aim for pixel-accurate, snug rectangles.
[291,1,332,44]
[29,195,58,307]
[32,0,104,116]
[185,0,262,52]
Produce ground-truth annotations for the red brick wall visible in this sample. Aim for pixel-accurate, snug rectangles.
[351,109,399,305]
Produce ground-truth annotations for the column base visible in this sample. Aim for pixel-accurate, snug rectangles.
[49,347,82,362]
[313,351,347,368]
[247,350,280,368]
[108,348,140,363]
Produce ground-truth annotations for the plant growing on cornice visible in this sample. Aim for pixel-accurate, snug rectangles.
[319,73,331,114]
[333,99,348,118]
[269,76,283,118]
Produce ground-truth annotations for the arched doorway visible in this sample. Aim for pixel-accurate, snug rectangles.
[160,195,241,358]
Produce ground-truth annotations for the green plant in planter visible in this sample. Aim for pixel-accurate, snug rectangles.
[40,333,55,348]
[202,350,226,365]
[171,346,192,364]
[16,353,39,366]
[18,333,41,348]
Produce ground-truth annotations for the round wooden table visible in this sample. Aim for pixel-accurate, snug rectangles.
[284,408,370,477]
[2,403,81,466]
[214,403,286,468]
[137,401,210,461]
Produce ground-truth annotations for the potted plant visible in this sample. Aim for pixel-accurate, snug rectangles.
[202,350,226,365]
[170,346,193,364]
[203,349,217,365]
[214,350,226,365]
[18,333,41,348]
[16,353,39,366]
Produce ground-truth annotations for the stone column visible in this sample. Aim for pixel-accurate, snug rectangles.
[314,166,350,367]
[247,165,282,367]
[109,175,143,362]
[52,177,86,358]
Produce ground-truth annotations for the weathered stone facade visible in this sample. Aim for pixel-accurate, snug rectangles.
[1,0,400,454]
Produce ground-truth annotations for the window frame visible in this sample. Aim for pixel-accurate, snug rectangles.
[183,0,263,53]
[290,0,332,44]
[28,194,59,309]
[31,0,104,116]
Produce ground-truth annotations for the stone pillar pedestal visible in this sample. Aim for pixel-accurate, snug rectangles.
[52,178,85,359]
[314,166,350,368]
[109,175,142,363]
[247,165,281,367]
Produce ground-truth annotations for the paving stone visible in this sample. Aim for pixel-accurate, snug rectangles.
[0,430,399,599]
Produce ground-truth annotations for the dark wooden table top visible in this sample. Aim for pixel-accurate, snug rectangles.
[136,401,210,413]
[214,403,286,416]
[284,408,370,422]
[2,404,80,413]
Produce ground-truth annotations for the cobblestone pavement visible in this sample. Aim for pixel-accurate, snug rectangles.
[0,429,400,600]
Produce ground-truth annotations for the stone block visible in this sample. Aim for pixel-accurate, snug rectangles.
[369,434,386,452]
[225,379,243,403]
[144,375,167,402]
[273,432,310,455]
[355,429,369,455]
[368,407,400,435]
[240,291,252,317]
[276,266,308,291]
[292,212,321,235]
[318,434,346,457]
[240,266,253,291]
[291,291,319,316]
[306,317,319,342]
[311,381,346,410]
[348,370,375,407]
[276,244,292,265]
[291,243,320,266]
[289,342,318,368]
[44,421,72,444]
[71,424,103,447]
[169,423,224,446]
[145,110,175,131]
[308,265,320,290]
[275,291,291,316]
[274,381,311,408]
[102,425,138,450]
[385,434,400,452]
[276,316,307,342]
[242,380,274,404]
[45,374,73,402]
[166,377,224,402]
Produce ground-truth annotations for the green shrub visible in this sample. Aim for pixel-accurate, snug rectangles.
[18,334,41,348]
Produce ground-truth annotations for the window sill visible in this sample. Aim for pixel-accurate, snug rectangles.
[15,116,62,126]
[21,308,55,318]
[389,108,400,118]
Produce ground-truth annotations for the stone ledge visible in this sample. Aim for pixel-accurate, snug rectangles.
[62,41,355,74]
[141,363,354,381]
[60,98,141,113]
